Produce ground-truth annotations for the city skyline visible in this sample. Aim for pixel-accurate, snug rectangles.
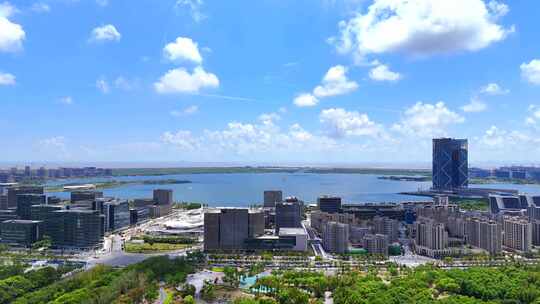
[1,0,540,163]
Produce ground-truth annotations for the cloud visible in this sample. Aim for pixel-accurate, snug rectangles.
[521,59,540,85]
[369,63,401,82]
[175,0,205,22]
[392,101,464,137]
[161,115,337,157]
[480,82,509,95]
[161,130,199,150]
[38,136,71,159]
[90,24,121,42]
[461,98,487,112]
[0,2,25,52]
[320,108,384,138]
[330,0,513,61]
[313,65,358,98]
[170,105,199,117]
[526,105,540,128]
[0,71,15,85]
[96,78,110,94]
[154,66,219,94]
[114,76,136,91]
[258,112,281,125]
[477,125,540,148]
[293,93,319,107]
[294,65,357,107]
[163,37,202,64]
[59,96,73,105]
[31,2,50,13]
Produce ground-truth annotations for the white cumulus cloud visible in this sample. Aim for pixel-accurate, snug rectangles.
[161,130,199,150]
[526,105,540,128]
[461,98,487,113]
[521,59,540,85]
[331,0,513,61]
[480,82,509,95]
[154,66,219,94]
[90,24,121,42]
[164,37,203,64]
[293,93,319,107]
[0,71,15,85]
[392,101,464,137]
[0,2,25,52]
[320,108,384,138]
[313,65,358,98]
[294,65,357,107]
[369,63,402,82]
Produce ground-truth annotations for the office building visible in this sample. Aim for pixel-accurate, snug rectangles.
[503,217,532,252]
[153,189,173,205]
[432,138,468,190]
[204,208,265,251]
[30,204,64,237]
[317,196,342,213]
[322,221,349,254]
[49,210,103,248]
[373,216,399,242]
[149,204,172,218]
[489,195,522,214]
[47,196,62,205]
[362,234,389,256]
[275,198,303,232]
[130,208,150,225]
[7,186,44,209]
[278,228,308,251]
[133,198,155,208]
[103,200,130,232]
[249,211,265,237]
[16,194,46,220]
[71,191,103,203]
[0,220,43,246]
[0,210,17,222]
[264,190,283,208]
[414,218,448,257]
[0,195,6,210]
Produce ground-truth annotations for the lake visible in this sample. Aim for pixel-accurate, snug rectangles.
[45,173,540,207]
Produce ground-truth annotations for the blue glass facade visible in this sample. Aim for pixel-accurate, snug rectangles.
[432,138,468,190]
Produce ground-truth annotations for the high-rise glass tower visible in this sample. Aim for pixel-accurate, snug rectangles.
[432,138,468,190]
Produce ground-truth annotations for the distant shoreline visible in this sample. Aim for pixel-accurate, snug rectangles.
[111,166,432,177]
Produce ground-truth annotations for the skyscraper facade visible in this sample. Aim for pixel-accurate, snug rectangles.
[263,190,283,208]
[432,138,468,190]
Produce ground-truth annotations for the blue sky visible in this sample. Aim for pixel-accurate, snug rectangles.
[1,0,540,165]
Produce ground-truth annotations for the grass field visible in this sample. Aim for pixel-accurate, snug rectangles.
[124,242,192,253]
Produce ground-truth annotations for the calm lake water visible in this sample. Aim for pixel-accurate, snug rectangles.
[45,173,540,207]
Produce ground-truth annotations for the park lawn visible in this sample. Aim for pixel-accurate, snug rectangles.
[125,242,191,253]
